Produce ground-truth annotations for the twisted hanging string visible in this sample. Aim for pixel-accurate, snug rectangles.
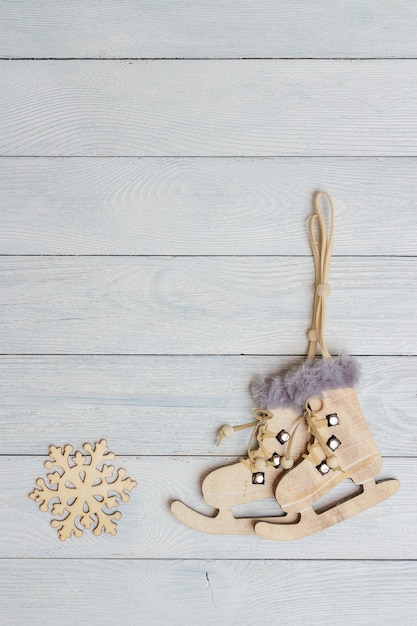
[303,192,342,472]
[307,191,335,360]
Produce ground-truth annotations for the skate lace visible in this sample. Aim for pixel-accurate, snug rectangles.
[246,410,277,470]
[216,410,264,447]
[217,409,303,474]
[302,404,342,471]
[245,414,304,473]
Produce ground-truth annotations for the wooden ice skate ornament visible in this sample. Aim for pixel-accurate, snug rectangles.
[171,191,399,539]
[254,191,400,540]
[29,439,137,541]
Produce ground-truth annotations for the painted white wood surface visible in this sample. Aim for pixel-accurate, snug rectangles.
[1,0,417,59]
[0,356,414,456]
[1,157,416,255]
[0,456,408,560]
[0,256,415,354]
[3,560,417,626]
[1,1,415,622]
[1,60,416,156]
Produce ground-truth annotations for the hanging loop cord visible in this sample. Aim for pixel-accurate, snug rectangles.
[306,191,335,360]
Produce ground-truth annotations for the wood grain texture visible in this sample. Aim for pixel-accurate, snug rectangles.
[2,560,417,626]
[1,1,415,622]
[2,1,417,59]
[1,60,416,156]
[0,456,408,559]
[0,256,415,354]
[1,157,416,255]
[0,356,414,456]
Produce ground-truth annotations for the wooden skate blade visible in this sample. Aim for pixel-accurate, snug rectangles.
[170,500,297,535]
[254,478,400,542]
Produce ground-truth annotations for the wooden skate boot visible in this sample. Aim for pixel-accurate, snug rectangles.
[255,385,399,541]
[171,404,309,534]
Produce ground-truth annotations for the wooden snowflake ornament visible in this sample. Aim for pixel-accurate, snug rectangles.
[29,439,137,541]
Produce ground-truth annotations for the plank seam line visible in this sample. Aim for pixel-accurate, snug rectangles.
[1,57,417,61]
[0,353,415,357]
[0,557,415,562]
[1,255,416,259]
[0,454,410,459]
[1,155,417,159]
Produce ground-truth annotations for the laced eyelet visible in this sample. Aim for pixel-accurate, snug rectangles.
[276,429,290,444]
[327,435,341,451]
[269,453,281,468]
[252,472,265,485]
[316,461,330,475]
[326,413,339,427]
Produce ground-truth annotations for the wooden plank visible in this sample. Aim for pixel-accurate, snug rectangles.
[0,456,410,559]
[0,356,414,456]
[1,157,416,255]
[1,60,416,156]
[1,1,417,59]
[0,256,415,355]
[2,559,417,626]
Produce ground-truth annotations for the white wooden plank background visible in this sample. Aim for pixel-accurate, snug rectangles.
[0,157,416,255]
[0,2,416,624]
[1,0,417,59]
[0,356,414,456]
[1,60,416,156]
[0,257,415,354]
[3,561,417,626]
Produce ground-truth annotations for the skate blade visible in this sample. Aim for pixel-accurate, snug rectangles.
[171,500,298,535]
[254,478,400,541]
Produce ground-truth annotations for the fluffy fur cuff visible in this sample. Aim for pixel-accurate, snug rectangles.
[251,354,360,411]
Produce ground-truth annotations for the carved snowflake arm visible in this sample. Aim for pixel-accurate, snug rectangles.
[51,509,83,541]
[28,477,59,512]
[107,468,137,503]
[93,509,122,536]
[51,486,94,540]
[84,439,115,467]
[44,444,73,470]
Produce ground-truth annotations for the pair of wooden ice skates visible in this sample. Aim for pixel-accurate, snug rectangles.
[171,192,399,540]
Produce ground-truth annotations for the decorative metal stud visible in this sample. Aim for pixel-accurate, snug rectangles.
[252,472,265,485]
[269,452,281,468]
[316,461,330,475]
[276,429,290,444]
[327,435,341,451]
[326,413,339,427]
